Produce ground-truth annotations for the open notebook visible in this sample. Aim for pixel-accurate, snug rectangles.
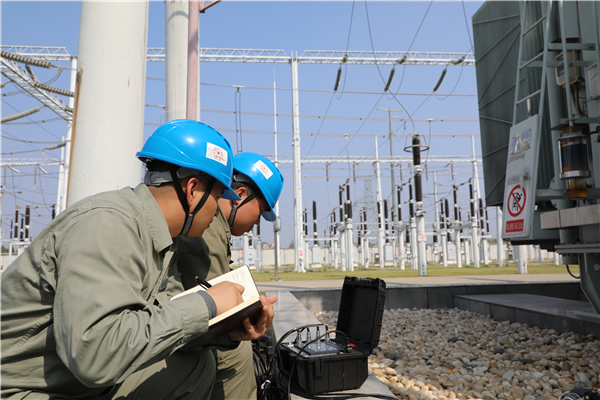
[171,265,263,346]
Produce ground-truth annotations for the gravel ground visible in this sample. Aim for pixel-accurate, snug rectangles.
[315,308,600,400]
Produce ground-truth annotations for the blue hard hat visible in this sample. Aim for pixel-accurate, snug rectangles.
[233,152,284,222]
[137,119,240,201]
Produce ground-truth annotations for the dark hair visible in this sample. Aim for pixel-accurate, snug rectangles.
[146,159,175,172]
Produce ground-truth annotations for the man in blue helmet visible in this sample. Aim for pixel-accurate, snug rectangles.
[177,152,284,400]
[1,120,277,399]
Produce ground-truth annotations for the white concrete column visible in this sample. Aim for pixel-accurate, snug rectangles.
[165,0,189,121]
[69,2,148,205]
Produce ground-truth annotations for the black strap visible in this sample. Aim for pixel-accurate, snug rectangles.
[227,192,256,229]
[169,169,217,237]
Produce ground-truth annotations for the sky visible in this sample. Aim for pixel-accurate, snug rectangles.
[1,0,490,250]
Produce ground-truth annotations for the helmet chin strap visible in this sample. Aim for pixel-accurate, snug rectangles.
[170,169,217,237]
[227,192,256,230]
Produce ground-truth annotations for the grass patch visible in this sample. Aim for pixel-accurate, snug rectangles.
[250,263,578,282]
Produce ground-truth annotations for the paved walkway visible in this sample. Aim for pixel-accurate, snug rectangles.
[257,273,577,292]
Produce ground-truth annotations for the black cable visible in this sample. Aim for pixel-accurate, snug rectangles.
[363,0,415,133]
[394,1,434,93]
[566,264,580,279]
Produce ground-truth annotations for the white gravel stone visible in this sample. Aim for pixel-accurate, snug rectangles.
[314,307,600,399]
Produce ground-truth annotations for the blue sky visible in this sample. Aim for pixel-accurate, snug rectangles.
[1,1,489,248]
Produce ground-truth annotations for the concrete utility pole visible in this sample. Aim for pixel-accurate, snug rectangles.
[165,0,189,121]
[374,136,385,269]
[378,108,403,267]
[272,76,282,280]
[68,2,148,206]
[186,0,199,120]
[290,55,304,272]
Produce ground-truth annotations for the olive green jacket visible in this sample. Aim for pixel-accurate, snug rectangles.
[177,205,232,284]
[1,185,211,399]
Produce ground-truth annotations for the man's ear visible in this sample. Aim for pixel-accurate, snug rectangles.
[233,186,247,205]
[184,176,202,207]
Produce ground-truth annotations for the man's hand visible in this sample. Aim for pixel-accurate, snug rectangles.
[229,294,278,342]
[205,282,245,316]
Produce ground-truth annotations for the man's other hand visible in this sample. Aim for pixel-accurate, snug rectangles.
[229,294,278,341]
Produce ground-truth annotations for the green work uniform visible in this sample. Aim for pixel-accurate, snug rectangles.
[178,205,258,400]
[1,184,216,399]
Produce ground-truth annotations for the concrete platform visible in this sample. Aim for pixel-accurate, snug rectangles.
[454,293,600,336]
[259,273,599,337]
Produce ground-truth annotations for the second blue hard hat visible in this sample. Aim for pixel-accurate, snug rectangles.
[233,152,284,222]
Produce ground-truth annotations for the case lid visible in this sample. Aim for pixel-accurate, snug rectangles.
[336,277,386,353]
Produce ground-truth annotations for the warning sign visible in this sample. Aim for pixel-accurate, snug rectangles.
[502,115,539,240]
[507,185,526,217]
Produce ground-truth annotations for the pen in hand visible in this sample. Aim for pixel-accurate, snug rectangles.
[195,276,212,290]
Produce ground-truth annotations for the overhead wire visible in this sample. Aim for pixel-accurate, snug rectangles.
[306,1,356,157]
[196,81,476,97]
[363,0,415,137]
[394,0,434,93]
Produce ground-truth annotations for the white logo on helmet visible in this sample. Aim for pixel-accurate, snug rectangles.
[206,143,228,166]
[254,160,273,179]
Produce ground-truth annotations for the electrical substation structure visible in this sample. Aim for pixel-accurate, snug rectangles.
[1,44,486,274]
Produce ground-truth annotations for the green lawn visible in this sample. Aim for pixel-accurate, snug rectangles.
[250,263,579,282]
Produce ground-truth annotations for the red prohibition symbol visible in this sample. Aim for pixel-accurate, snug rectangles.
[507,185,526,217]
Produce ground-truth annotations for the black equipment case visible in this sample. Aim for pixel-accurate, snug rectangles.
[279,277,386,395]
